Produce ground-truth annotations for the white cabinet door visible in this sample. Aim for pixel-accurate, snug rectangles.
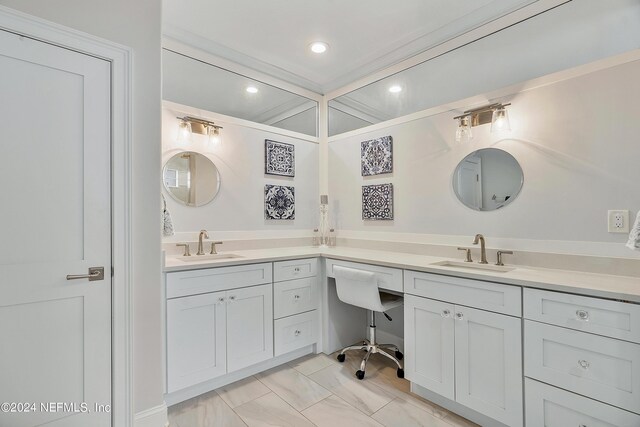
[226,284,274,372]
[167,292,227,392]
[454,306,523,427]
[404,295,455,400]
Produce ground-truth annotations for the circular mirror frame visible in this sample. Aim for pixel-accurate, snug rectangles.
[452,147,524,212]
[162,151,221,207]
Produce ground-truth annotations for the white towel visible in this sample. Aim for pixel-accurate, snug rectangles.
[626,211,640,251]
[162,194,175,237]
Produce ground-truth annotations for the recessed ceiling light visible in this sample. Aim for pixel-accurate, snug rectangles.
[310,42,329,54]
[246,86,258,94]
[388,85,402,93]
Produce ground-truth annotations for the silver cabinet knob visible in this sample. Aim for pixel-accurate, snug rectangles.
[441,309,451,318]
[228,296,236,302]
[218,297,225,304]
[576,310,589,321]
[578,359,590,369]
[294,330,301,336]
[456,312,464,320]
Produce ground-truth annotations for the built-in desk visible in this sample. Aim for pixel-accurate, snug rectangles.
[163,246,640,427]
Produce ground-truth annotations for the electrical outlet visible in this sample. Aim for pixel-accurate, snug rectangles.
[608,210,630,233]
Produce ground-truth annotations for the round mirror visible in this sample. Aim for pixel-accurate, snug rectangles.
[453,148,523,211]
[163,151,221,207]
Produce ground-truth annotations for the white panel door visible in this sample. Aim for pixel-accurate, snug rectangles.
[404,295,455,400]
[226,284,274,372]
[457,156,482,209]
[167,292,227,392]
[454,306,523,427]
[0,30,111,427]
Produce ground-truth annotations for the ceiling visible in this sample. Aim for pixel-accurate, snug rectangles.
[162,0,538,94]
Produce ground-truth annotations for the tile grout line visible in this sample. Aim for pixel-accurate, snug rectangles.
[254,368,335,412]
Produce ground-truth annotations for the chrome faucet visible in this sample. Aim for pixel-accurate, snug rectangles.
[473,234,488,264]
[197,229,209,255]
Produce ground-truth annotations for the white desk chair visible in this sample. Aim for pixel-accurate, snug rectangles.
[333,265,404,380]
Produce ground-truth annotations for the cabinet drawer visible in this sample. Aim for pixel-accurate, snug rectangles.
[167,263,272,299]
[326,259,402,292]
[404,270,521,316]
[274,277,317,319]
[525,378,640,427]
[274,311,317,356]
[273,258,318,282]
[525,320,640,413]
[524,288,640,344]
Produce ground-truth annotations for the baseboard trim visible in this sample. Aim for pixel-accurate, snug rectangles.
[135,403,168,427]
[410,382,509,427]
[164,345,315,406]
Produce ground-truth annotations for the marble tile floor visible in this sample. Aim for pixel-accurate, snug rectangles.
[168,351,478,427]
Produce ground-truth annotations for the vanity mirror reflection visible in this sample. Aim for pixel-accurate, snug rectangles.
[163,151,221,207]
[453,148,523,211]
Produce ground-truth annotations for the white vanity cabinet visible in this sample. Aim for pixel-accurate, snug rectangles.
[273,259,319,357]
[404,271,523,427]
[166,263,274,394]
[523,288,640,419]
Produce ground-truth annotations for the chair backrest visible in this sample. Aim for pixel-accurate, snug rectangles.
[333,265,385,312]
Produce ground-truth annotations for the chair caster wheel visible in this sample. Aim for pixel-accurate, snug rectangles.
[356,370,365,380]
[337,354,345,363]
[395,350,404,360]
[397,368,404,378]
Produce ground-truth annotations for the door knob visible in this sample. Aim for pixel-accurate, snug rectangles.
[66,267,104,281]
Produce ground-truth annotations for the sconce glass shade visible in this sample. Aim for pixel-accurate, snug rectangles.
[208,126,222,147]
[491,107,511,133]
[177,120,192,143]
[455,116,473,142]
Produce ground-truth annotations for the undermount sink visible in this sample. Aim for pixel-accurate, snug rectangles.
[431,260,515,273]
[175,253,243,262]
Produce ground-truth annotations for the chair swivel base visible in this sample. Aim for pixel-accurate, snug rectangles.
[336,337,404,380]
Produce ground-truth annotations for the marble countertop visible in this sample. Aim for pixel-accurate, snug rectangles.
[164,246,640,303]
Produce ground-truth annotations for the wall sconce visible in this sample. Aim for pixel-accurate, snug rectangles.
[455,116,472,142]
[176,116,224,147]
[454,103,511,141]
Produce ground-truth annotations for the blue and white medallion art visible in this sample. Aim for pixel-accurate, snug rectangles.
[265,139,295,177]
[265,185,295,220]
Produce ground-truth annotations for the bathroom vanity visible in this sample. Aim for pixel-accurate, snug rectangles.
[163,246,640,427]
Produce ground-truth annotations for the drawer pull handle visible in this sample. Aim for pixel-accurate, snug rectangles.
[294,294,300,300]
[218,297,225,304]
[576,310,589,321]
[294,330,301,336]
[441,310,451,318]
[228,296,236,303]
[578,360,590,369]
[294,267,301,273]
[455,312,464,320]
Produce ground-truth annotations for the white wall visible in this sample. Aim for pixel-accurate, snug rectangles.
[162,108,319,238]
[329,58,640,255]
[0,0,164,415]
